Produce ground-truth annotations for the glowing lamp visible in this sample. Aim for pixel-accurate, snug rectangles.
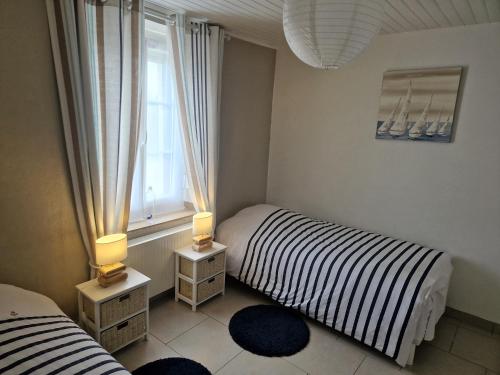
[95,233,128,287]
[192,212,213,237]
[96,233,128,265]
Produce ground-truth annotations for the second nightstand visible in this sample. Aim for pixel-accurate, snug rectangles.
[174,242,227,311]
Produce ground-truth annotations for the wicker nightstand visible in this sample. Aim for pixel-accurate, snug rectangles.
[174,242,227,311]
[76,267,151,353]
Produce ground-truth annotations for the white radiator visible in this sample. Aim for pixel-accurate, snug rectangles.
[126,224,192,297]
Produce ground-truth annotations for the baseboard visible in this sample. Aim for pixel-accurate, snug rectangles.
[444,306,500,334]
[149,287,175,306]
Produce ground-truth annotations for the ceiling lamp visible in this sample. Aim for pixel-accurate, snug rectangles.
[283,0,385,69]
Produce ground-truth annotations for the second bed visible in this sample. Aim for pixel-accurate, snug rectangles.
[216,204,453,366]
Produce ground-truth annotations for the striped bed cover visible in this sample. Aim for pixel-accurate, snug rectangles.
[0,315,129,375]
[218,205,452,366]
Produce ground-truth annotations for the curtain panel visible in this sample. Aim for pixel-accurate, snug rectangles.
[168,14,224,222]
[46,0,144,271]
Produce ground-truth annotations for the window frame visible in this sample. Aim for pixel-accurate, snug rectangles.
[127,5,194,234]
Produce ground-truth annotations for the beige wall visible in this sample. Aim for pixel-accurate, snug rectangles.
[216,38,276,223]
[268,23,500,323]
[0,0,88,317]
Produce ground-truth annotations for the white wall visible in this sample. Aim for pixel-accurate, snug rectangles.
[267,23,500,323]
[217,38,275,223]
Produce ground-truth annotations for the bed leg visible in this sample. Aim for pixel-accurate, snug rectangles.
[407,344,416,366]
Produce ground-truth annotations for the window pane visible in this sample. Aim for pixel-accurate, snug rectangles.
[129,18,188,223]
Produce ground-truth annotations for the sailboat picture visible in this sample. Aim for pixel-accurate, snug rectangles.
[376,67,462,142]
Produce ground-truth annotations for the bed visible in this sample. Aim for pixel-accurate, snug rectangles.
[0,284,130,375]
[216,204,453,366]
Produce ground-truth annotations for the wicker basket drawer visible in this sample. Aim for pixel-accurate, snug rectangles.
[85,286,146,328]
[100,312,146,353]
[179,272,224,301]
[180,252,225,281]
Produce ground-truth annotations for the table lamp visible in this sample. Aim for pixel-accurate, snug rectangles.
[192,212,213,251]
[96,233,128,287]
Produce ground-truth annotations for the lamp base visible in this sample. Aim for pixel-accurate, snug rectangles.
[98,271,128,288]
[97,263,128,288]
[192,234,213,252]
[99,262,126,276]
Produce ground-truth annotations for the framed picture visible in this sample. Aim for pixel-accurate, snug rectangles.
[376,67,462,142]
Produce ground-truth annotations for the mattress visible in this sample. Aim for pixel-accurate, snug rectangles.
[216,204,453,366]
[0,284,130,375]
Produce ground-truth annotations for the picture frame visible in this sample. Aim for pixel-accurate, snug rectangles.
[376,67,463,142]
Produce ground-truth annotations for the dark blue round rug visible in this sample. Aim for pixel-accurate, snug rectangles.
[132,358,211,375]
[229,304,310,357]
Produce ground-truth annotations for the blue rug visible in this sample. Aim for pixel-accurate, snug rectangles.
[229,304,310,357]
[132,358,211,375]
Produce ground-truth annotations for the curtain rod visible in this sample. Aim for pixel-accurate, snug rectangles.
[145,3,175,24]
[145,3,209,23]
[145,10,223,30]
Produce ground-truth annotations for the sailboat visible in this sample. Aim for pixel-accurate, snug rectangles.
[409,95,433,139]
[389,81,412,137]
[377,97,401,135]
[425,107,442,136]
[438,115,453,136]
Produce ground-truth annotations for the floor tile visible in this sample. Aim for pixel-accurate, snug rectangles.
[355,354,402,375]
[429,317,458,352]
[217,351,306,375]
[169,317,242,373]
[149,298,208,343]
[120,287,496,375]
[113,334,180,372]
[286,321,367,375]
[402,344,485,375]
[199,283,270,325]
[452,327,500,371]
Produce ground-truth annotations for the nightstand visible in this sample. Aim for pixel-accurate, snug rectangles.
[175,242,227,311]
[76,267,151,353]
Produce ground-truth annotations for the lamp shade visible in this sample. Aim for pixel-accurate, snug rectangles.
[283,0,385,69]
[95,233,127,266]
[192,212,213,236]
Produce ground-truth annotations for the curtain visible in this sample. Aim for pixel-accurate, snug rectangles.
[46,0,144,272]
[168,14,224,221]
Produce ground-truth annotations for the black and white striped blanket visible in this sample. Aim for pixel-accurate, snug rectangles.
[0,315,129,374]
[224,206,452,365]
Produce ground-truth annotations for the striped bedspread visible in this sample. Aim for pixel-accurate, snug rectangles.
[230,207,452,365]
[0,315,129,375]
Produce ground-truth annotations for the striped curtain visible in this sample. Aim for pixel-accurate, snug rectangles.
[169,14,224,220]
[46,0,144,271]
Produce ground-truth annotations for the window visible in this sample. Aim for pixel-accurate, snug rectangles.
[129,18,189,224]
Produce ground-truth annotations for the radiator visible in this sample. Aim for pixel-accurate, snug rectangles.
[125,224,192,297]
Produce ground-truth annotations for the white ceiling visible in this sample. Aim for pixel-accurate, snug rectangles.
[153,0,500,48]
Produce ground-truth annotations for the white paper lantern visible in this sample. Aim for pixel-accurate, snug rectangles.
[283,0,385,69]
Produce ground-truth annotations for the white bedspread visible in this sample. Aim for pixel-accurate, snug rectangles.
[216,204,453,366]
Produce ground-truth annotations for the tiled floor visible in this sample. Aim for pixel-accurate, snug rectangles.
[114,283,500,374]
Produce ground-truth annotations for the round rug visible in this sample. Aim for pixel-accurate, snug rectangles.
[132,358,211,375]
[228,304,310,357]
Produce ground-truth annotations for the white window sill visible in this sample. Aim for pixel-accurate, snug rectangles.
[127,209,195,239]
